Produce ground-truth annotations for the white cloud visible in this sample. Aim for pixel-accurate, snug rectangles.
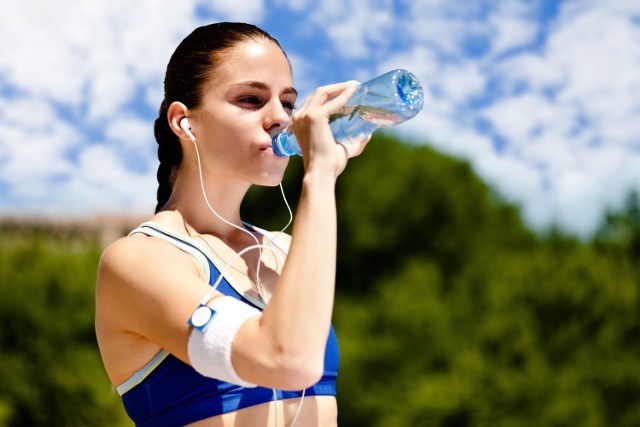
[203,0,266,22]
[273,0,313,12]
[307,0,396,59]
[363,0,640,236]
[552,146,640,235]
[0,96,78,182]
[286,52,317,100]
[0,0,201,218]
[0,0,199,106]
[406,1,494,57]
[493,53,565,94]
[488,0,539,55]
[69,144,157,215]
[105,116,155,155]
[480,1,640,234]
[87,62,136,122]
[1,0,640,238]
[546,6,640,151]
[435,61,487,106]
[481,93,579,149]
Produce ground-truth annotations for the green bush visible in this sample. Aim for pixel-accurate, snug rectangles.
[0,232,130,426]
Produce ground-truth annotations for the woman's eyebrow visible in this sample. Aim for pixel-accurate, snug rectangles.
[231,81,297,96]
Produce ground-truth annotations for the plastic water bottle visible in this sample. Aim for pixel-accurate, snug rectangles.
[272,69,424,157]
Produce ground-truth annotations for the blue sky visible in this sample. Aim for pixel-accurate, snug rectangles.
[0,0,639,237]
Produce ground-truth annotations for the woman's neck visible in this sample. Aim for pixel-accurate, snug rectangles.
[162,172,252,239]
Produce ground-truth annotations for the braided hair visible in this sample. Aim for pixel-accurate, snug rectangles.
[153,22,287,213]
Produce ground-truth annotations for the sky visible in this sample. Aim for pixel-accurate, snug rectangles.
[0,0,639,237]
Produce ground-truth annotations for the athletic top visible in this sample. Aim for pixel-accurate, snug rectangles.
[116,222,340,427]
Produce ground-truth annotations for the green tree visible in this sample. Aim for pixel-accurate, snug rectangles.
[335,134,534,294]
[0,231,130,426]
[595,190,640,261]
[328,135,640,426]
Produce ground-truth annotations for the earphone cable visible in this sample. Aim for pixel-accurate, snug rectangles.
[191,138,267,301]
[191,137,303,427]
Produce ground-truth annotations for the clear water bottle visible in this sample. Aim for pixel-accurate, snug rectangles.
[272,69,424,157]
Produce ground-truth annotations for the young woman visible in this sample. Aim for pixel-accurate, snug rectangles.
[95,22,369,427]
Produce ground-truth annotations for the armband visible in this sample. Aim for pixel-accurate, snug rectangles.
[187,296,260,387]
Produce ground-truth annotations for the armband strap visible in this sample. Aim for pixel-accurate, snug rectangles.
[187,296,260,387]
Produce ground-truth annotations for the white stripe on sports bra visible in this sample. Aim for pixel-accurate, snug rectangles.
[128,223,212,283]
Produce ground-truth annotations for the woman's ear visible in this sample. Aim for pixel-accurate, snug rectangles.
[167,101,194,142]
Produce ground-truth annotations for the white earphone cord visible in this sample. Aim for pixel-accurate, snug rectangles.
[190,136,304,427]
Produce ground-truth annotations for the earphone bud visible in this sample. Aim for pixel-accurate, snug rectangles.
[180,117,196,142]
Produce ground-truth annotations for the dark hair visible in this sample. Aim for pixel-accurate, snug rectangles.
[154,22,286,213]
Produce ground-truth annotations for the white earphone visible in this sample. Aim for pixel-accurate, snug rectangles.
[180,117,196,142]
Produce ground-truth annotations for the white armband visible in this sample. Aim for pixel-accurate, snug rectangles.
[187,296,260,387]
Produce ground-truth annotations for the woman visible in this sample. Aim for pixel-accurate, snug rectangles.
[95,22,368,426]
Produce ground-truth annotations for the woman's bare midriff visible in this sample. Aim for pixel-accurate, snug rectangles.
[185,395,338,427]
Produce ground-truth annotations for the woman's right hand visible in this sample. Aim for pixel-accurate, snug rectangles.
[290,81,370,178]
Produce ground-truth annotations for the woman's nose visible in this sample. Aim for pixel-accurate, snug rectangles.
[264,99,291,132]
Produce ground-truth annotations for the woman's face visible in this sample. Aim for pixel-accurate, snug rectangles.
[192,38,295,187]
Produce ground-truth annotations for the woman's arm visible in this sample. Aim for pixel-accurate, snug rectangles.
[231,81,368,390]
[95,234,218,382]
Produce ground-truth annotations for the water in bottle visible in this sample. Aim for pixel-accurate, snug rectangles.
[272,69,424,157]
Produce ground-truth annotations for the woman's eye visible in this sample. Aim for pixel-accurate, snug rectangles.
[238,96,263,107]
[236,95,295,112]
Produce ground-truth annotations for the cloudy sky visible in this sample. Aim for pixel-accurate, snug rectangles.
[0,0,639,237]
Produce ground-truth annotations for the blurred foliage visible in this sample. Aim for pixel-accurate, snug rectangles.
[0,229,131,426]
[1,134,639,426]
[330,136,640,426]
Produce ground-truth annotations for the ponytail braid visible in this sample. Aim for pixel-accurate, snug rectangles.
[154,100,182,213]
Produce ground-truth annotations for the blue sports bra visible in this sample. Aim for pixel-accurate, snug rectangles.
[116,222,339,427]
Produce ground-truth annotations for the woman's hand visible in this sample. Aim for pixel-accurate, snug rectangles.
[290,81,371,178]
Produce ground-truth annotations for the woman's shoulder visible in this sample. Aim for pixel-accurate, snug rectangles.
[100,231,156,267]
[98,221,199,286]
[101,212,186,263]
